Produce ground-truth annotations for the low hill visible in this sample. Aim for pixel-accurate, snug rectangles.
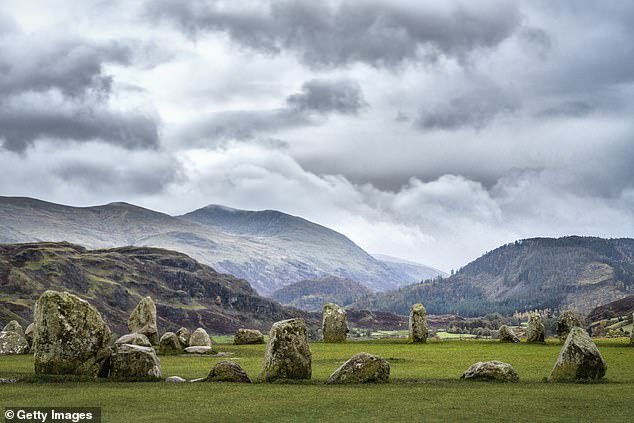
[587,295,634,321]
[271,276,373,312]
[354,237,634,317]
[0,242,313,335]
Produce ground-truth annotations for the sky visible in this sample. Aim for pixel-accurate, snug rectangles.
[1,0,633,272]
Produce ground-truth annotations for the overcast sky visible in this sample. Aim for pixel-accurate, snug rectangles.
[1,0,633,272]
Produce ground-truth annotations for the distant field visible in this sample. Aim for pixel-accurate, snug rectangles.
[1,339,633,422]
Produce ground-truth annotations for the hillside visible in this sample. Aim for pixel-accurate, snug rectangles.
[355,237,634,317]
[271,276,373,312]
[373,254,447,283]
[0,242,313,335]
[0,197,446,295]
[587,295,634,321]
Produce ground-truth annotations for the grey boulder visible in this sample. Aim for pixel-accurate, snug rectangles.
[207,360,252,383]
[110,344,162,379]
[461,361,519,382]
[327,352,390,384]
[549,327,607,382]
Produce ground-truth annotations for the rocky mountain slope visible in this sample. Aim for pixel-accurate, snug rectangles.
[271,276,373,312]
[355,237,634,317]
[373,254,447,283]
[0,197,444,294]
[587,295,634,321]
[0,242,313,335]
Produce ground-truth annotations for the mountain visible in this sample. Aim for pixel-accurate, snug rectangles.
[0,242,313,335]
[354,236,634,317]
[271,276,373,312]
[373,254,447,283]
[0,196,427,295]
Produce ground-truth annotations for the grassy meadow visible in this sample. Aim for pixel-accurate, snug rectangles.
[1,338,633,422]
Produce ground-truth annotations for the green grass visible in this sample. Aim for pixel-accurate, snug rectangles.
[1,339,633,422]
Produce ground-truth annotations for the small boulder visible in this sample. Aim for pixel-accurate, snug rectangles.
[3,320,25,338]
[159,332,182,354]
[259,318,312,382]
[408,303,429,343]
[184,346,213,354]
[110,344,162,379]
[498,325,520,343]
[327,352,390,384]
[557,310,583,343]
[461,361,519,382]
[189,328,212,347]
[234,328,265,345]
[176,327,190,347]
[549,327,607,382]
[24,323,35,349]
[114,333,152,347]
[128,297,159,345]
[322,303,348,343]
[0,320,29,355]
[207,360,252,383]
[166,376,186,383]
[33,291,112,376]
[526,313,545,344]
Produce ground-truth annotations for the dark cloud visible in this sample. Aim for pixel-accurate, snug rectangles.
[286,79,365,115]
[147,0,521,68]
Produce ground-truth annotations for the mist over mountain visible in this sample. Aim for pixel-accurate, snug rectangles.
[271,276,373,312]
[0,197,443,295]
[355,237,634,317]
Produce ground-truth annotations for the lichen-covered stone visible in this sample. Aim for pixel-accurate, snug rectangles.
[0,330,29,355]
[327,352,390,384]
[24,323,35,349]
[557,310,583,343]
[322,303,348,343]
[461,361,519,382]
[259,318,312,382]
[128,297,159,345]
[33,290,112,376]
[408,303,429,343]
[189,328,212,347]
[234,328,265,345]
[110,344,162,379]
[526,313,545,343]
[159,332,182,354]
[498,325,520,343]
[207,360,252,383]
[549,327,607,382]
[114,333,152,347]
[184,346,212,354]
[3,320,25,338]
[176,327,190,347]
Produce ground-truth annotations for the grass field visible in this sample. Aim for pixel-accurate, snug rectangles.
[1,339,633,422]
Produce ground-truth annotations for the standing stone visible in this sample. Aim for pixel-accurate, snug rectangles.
[207,361,252,383]
[176,327,190,347]
[259,318,312,382]
[549,327,607,382]
[128,297,159,345]
[322,303,348,343]
[526,313,545,343]
[408,303,429,343]
[461,361,519,382]
[557,310,583,343]
[24,323,35,349]
[110,344,162,379]
[234,328,265,345]
[327,352,390,384]
[114,333,152,347]
[159,332,182,354]
[0,321,29,355]
[33,290,112,377]
[189,328,212,347]
[498,325,520,343]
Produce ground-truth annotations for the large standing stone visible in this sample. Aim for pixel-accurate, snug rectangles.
[408,303,429,343]
[549,327,607,382]
[159,332,182,354]
[33,291,112,377]
[461,361,519,382]
[526,313,545,343]
[498,325,520,343]
[110,344,162,379]
[189,328,212,347]
[128,297,159,345]
[24,323,35,350]
[114,333,152,347]
[259,318,312,382]
[234,328,265,345]
[557,310,583,343]
[176,327,190,347]
[326,352,390,384]
[0,321,29,355]
[322,303,348,343]
[207,361,252,383]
